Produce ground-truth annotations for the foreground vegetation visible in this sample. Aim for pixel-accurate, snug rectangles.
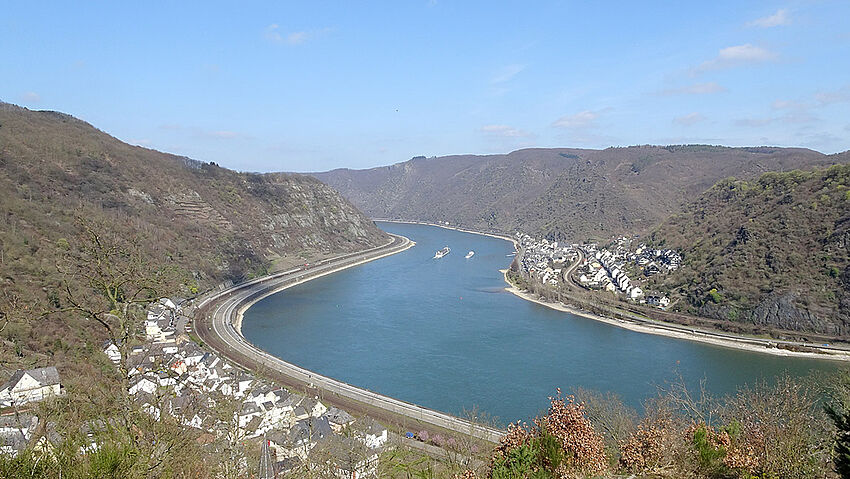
[3,370,849,478]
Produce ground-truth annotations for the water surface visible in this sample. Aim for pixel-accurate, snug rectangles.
[244,222,839,423]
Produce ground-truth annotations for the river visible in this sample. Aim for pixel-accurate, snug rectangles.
[243,222,838,424]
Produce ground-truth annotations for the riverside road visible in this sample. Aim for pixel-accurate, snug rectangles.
[194,233,504,444]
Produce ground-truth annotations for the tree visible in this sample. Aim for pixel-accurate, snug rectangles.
[826,372,850,479]
[50,215,188,474]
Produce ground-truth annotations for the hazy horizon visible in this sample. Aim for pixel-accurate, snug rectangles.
[3,1,849,172]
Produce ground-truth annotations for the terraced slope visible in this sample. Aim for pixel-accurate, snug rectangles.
[0,101,386,370]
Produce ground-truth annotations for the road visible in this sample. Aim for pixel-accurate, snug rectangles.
[194,234,504,444]
[548,249,850,359]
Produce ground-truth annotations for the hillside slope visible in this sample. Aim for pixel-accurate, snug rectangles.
[313,146,845,241]
[0,102,386,370]
[646,164,850,337]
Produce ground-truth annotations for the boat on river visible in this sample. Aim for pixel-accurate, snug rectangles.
[434,246,450,259]
[465,251,475,259]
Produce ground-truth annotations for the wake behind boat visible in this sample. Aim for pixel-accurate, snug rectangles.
[465,251,475,259]
[434,246,450,259]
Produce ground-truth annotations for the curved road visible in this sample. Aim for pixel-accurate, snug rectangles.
[194,234,504,444]
[555,249,850,359]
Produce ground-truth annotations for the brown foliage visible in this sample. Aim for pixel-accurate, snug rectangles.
[535,390,607,476]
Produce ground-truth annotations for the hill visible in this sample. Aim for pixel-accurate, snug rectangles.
[0,102,387,371]
[646,164,850,337]
[313,146,846,242]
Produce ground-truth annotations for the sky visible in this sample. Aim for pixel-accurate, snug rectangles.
[2,1,849,173]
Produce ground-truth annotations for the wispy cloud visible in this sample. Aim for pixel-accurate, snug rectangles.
[491,64,525,84]
[550,109,617,146]
[673,112,706,126]
[771,99,817,124]
[19,91,41,104]
[748,8,791,28]
[815,85,850,106]
[286,31,308,45]
[659,82,726,96]
[552,110,603,130]
[160,124,252,141]
[735,118,774,127]
[696,44,776,72]
[480,124,534,138]
[264,24,326,45]
[480,124,536,150]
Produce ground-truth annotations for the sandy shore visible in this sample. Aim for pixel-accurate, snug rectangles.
[501,269,850,362]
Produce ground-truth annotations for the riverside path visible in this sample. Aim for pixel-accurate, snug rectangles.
[194,233,505,444]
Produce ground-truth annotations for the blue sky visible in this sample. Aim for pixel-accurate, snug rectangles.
[2,1,849,172]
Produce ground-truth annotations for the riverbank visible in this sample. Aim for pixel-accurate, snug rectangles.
[195,232,505,444]
[502,269,850,362]
[233,234,416,335]
[374,218,519,250]
[375,220,848,361]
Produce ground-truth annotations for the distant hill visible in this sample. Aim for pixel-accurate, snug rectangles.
[645,164,850,337]
[0,102,386,369]
[313,146,846,242]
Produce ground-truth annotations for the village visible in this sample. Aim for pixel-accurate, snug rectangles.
[514,232,681,309]
[1,297,389,478]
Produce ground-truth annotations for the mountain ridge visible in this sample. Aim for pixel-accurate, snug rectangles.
[0,101,387,370]
[312,145,847,242]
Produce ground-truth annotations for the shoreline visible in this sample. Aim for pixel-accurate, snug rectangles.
[377,219,848,362]
[234,235,415,335]
[501,269,850,362]
[373,218,519,250]
[196,233,505,443]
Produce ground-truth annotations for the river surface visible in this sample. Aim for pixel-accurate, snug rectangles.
[243,222,839,424]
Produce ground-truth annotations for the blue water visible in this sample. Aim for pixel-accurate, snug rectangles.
[243,222,839,424]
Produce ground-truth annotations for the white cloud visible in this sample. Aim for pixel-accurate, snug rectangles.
[286,32,308,45]
[772,99,808,110]
[815,85,850,105]
[159,124,251,141]
[697,44,776,71]
[19,91,41,104]
[209,131,241,139]
[552,110,600,129]
[480,124,533,138]
[673,113,706,126]
[748,9,791,28]
[265,24,323,45]
[735,118,774,127]
[264,24,283,42]
[659,82,727,95]
[491,64,525,84]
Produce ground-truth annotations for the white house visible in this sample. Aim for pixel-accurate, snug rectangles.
[102,342,121,365]
[357,419,387,449]
[0,367,62,407]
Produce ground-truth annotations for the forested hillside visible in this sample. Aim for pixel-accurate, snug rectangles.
[313,145,846,242]
[0,102,386,373]
[647,164,850,336]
